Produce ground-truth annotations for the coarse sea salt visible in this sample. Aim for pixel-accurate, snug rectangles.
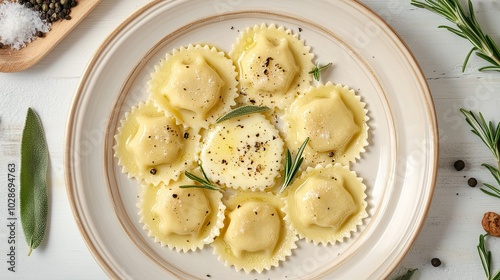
[0,1,50,50]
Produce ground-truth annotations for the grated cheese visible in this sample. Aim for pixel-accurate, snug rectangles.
[0,2,50,50]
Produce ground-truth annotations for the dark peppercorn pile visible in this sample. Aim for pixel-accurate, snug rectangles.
[17,0,78,23]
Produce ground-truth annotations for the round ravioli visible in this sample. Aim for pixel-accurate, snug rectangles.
[138,173,225,252]
[282,82,369,167]
[148,44,238,131]
[114,100,200,186]
[200,113,284,191]
[230,23,314,109]
[212,191,297,273]
[282,163,367,245]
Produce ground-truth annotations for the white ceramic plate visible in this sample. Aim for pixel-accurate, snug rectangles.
[65,0,438,279]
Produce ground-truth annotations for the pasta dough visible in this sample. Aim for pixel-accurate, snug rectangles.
[148,44,238,131]
[200,113,284,191]
[282,82,369,167]
[282,164,367,245]
[139,174,225,252]
[114,100,200,186]
[230,24,314,109]
[212,191,297,273]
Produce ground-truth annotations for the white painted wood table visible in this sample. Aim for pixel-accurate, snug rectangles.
[0,0,499,279]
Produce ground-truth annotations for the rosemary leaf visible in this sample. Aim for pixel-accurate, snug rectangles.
[216,105,270,123]
[411,0,500,72]
[184,171,208,185]
[477,234,500,280]
[279,137,309,193]
[483,164,500,186]
[20,108,49,256]
[480,183,500,199]
[179,184,219,191]
[461,108,500,200]
[199,162,211,182]
[180,164,221,191]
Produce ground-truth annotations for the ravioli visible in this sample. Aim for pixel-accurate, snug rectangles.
[230,24,314,109]
[200,113,284,191]
[148,44,238,131]
[282,82,369,167]
[212,191,297,273]
[139,173,225,252]
[114,100,200,185]
[282,164,367,245]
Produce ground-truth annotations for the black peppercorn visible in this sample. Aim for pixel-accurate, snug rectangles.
[468,177,478,187]
[20,0,78,25]
[150,168,157,175]
[454,160,465,171]
[431,258,441,267]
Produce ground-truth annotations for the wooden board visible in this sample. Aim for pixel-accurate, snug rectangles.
[0,0,100,72]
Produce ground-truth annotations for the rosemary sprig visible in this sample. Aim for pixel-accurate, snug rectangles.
[411,0,500,72]
[279,137,309,194]
[216,105,270,123]
[309,63,332,81]
[460,109,500,199]
[180,163,220,191]
[477,234,500,280]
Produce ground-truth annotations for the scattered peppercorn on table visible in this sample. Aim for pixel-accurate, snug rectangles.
[0,0,499,279]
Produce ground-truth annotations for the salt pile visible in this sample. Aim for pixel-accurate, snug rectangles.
[0,2,50,50]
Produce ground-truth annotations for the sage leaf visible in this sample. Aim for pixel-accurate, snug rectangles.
[216,105,270,123]
[20,108,49,256]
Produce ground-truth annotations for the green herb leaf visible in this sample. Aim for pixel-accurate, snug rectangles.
[477,234,500,280]
[20,108,49,256]
[180,163,221,191]
[179,184,219,191]
[279,137,309,193]
[411,0,500,72]
[216,105,270,123]
[392,269,417,280]
[308,62,332,81]
[461,109,500,200]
